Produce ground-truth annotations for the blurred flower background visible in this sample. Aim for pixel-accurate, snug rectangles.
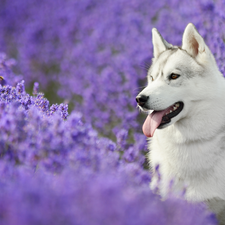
[0,0,224,224]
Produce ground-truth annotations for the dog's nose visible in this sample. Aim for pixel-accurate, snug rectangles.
[136,95,149,107]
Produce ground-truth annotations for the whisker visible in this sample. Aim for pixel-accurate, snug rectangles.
[133,86,146,92]
[140,58,152,72]
[136,104,150,114]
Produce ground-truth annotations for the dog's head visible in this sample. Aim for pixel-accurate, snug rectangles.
[136,23,221,137]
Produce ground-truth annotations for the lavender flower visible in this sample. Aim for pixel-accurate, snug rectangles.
[116,129,128,150]
[59,103,69,119]
[50,103,59,114]
[34,93,49,112]
[32,82,39,95]
[0,53,22,86]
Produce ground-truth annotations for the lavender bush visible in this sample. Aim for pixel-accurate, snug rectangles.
[0,55,217,224]
[0,0,224,224]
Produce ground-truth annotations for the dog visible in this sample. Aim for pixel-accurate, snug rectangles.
[136,23,225,223]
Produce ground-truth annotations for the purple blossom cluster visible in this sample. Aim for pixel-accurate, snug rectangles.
[0,165,217,225]
[1,0,224,134]
[0,80,68,119]
[0,52,22,86]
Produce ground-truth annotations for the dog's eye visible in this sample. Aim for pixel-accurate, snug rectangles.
[170,73,180,80]
[150,76,154,81]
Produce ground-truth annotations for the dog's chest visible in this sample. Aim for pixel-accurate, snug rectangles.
[149,130,225,201]
[150,133,219,173]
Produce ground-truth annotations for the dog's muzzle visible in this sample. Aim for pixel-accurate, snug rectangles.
[136,95,149,107]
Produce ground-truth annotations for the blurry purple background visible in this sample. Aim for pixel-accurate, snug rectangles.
[1,0,224,136]
[0,0,224,224]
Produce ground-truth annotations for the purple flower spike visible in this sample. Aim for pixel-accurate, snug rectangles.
[32,82,39,96]
[16,80,25,96]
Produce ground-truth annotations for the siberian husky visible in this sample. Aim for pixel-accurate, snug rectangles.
[136,23,225,223]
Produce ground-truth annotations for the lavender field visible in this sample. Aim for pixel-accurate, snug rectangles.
[0,0,224,224]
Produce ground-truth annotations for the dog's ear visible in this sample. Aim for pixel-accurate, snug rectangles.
[182,23,206,58]
[152,28,173,58]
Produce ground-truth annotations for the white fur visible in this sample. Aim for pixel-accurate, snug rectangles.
[138,23,225,223]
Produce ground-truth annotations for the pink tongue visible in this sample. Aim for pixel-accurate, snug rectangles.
[142,110,167,137]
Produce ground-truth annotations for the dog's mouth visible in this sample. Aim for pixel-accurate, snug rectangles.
[142,102,184,137]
